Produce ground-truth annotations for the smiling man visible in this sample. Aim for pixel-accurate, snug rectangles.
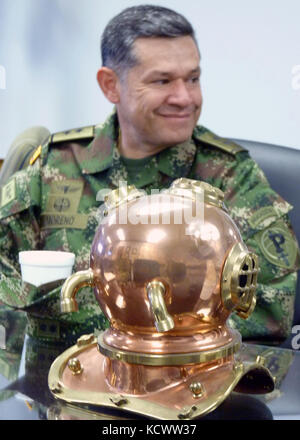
[0,4,299,345]
[98,35,202,158]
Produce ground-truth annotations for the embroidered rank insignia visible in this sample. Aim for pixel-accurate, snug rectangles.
[249,206,278,229]
[51,126,94,144]
[196,130,246,155]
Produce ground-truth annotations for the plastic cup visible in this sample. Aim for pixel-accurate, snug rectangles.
[19,250,75,287]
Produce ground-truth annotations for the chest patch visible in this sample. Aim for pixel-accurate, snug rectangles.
[41,180,88,229]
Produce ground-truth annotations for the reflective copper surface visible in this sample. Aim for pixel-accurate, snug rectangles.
[62,345,235,397]
[91,193,242,353]
[53,180,264,418]
[50,341,275,419]
[102,326,239,354]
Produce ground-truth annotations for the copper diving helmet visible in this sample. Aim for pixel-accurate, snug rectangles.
[48,178,274,420]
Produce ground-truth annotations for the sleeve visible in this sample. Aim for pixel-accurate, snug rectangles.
[0,163,42,308]
[221,151,300,343]
[0,161,109,342]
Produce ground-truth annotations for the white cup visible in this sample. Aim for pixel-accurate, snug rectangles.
[19,250,75,287]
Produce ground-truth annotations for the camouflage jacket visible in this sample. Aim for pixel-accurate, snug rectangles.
[0,111,299,343]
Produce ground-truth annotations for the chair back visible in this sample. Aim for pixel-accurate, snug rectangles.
[232,139,300,326]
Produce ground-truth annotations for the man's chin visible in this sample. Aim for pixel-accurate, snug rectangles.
[161,131,194,147]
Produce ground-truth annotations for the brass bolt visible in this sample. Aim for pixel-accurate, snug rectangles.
[189,382,204,399]
[68,357,83,375]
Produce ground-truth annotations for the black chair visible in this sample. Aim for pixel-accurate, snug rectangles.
[0,126,50,186]
[231,138,300,331]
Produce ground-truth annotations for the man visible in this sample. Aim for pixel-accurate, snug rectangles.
[0,5,299,345]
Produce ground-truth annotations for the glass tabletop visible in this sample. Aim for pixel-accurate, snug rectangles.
[0,308,299,421]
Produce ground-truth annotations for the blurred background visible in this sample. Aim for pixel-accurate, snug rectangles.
[0,0,300,156]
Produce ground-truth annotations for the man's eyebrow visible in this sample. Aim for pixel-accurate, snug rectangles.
[146,70,172,77]
[191,66,201,75]
[146,66,201,77]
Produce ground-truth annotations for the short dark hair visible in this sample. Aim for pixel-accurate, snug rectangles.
[101,5,198,78]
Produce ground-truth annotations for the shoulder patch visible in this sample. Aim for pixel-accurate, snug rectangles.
[254,219,299,269]
[51,125,95,144]
[195,128,246,156]
[0,178,16,208]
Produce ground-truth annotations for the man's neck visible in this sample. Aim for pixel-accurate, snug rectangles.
[117,129,168,159]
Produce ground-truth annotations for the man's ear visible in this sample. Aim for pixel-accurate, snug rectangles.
[97,67,120,103]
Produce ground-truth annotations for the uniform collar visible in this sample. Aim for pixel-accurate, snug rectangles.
[82,110,197,187]
[157,138,197,178]
[79,110,117,175]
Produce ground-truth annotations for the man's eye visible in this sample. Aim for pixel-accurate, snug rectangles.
[153,79,169,85]
[188,76,200,84]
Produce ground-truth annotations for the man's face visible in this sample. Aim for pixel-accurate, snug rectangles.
[116,36,202,153]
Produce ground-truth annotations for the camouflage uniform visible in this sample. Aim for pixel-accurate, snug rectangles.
[0,110,299,344]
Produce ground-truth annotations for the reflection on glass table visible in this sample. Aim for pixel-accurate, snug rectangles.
[0,308,299,421]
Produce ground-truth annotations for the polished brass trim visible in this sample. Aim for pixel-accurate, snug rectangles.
[60,268,94,313]
[256,355,266,366]
[47,402,132,420]
[169,178,226,211]
[97,332,241,366]
[104,185,144,212]
[178,406,197,419]
[146,280,174,332]
[77,334,95,347]
[221,242,258,319]
[48,336,274,420]
[109,395,128,407]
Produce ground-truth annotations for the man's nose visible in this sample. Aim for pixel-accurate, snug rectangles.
[167,79,193,107]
